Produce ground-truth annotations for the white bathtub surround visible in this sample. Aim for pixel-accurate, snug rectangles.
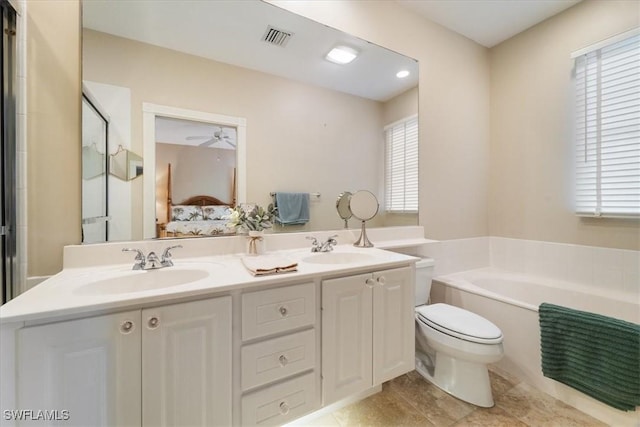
[427,236,639,427]
[489,237,639,296]
[420,237,490,276]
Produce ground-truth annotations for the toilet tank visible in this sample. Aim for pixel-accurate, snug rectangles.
[415,257,435,306]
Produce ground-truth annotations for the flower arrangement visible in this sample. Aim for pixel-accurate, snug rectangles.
[226,203,276,232]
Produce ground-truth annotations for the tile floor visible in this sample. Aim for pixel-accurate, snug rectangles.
[307,368,606,426]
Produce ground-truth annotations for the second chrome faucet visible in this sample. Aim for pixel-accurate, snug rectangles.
[306,235,338,253]
[122,245,183,270]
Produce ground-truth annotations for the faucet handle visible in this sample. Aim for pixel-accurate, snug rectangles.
[161,245,183,267]
[122,248,146,270]
[306,236,320,252]
[326,235,338,251]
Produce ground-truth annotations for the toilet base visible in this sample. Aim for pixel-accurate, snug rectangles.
[415,351,495,408]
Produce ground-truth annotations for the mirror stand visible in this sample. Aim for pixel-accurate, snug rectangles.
[349,190,379,248]
[353,220,374,248]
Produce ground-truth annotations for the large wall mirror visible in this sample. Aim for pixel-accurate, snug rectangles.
[82,0,418,242]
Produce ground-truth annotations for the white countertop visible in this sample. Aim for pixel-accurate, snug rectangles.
[0,245,417,325]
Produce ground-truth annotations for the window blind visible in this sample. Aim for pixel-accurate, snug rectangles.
[574,30,640,217]
[384,115,418,213]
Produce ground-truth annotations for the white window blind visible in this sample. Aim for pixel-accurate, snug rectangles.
[384,115,418,213]
[574,30,640,217]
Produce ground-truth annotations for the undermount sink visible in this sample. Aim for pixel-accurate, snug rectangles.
[74,267,210,296]
[301,252,375,265]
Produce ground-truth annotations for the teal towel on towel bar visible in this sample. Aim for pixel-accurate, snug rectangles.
[539,303,640,411]
[274,192,310,225]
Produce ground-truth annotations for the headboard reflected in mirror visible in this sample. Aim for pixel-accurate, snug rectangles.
[82,0,419,242]
[159,163,236,239]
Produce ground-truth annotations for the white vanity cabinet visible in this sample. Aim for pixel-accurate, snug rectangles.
[16,310,142,426]
[240,282,320,426]
[321,266,414,405]
[142,297,232,427]
[15,296,232,427]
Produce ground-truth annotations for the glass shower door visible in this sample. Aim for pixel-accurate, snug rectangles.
[82,95,109,243]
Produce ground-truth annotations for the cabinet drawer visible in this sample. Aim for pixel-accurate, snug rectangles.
[242,329,315,391]
[242,282,315,340]
[241,372,317,426]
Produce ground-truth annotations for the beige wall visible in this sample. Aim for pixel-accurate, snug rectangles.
[27,0,82,276]
[489,0,640,250]
[270,0,492,241]
[83,29,387,236]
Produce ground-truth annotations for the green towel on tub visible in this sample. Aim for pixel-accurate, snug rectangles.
[539,302,640,411]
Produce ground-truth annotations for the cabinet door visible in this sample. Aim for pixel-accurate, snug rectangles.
[17,311,141,427]
[142,296,231,427]
[321,273,373,405]
[373,266,415,384]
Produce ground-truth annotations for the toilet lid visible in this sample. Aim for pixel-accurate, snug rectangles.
[415,303,503,344]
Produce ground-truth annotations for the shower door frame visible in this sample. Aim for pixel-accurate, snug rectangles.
[0,0,16,304]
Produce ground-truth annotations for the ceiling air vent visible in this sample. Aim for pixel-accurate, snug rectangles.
[262,26,293,47]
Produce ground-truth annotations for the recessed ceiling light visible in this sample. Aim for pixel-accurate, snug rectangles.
[326,46,358,65]
[396,70,410,78]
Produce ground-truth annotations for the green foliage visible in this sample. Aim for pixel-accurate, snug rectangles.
[226,203,276,231]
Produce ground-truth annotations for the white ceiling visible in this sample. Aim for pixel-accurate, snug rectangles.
[155,117,237,150]
[396,0,582,48]
[82,0,418,102]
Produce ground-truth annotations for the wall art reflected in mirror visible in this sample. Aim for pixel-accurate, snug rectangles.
[82,0,419,241]
[110,146,143,182]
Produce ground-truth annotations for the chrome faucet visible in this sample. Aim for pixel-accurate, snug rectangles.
[122,245,183,270]
[306,235,338,252]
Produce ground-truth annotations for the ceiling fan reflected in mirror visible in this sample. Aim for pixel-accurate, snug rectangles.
[186,126,237,149]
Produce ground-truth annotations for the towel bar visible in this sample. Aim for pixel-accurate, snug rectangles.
[270,192,320,198]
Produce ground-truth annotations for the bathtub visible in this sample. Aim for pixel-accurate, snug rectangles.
[432,268,639,427]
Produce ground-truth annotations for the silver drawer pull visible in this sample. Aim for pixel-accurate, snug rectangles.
[120,320,134,334]
[148,316,160,329]
[278,306,288,317]
[279,354,288,366]
[279,401,289,415]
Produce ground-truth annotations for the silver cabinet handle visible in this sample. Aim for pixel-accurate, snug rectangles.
[148,316,160,329]
[120,320,134,334]
[377,276,386,286]
[279,401,290,415]
[279,306,288,317]
[279,354,288,366]
[365,278,375,288]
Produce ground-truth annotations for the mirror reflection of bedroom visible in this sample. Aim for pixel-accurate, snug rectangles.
[155,117,237,238]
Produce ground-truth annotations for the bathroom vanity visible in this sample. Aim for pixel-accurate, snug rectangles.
[0,237,419,426]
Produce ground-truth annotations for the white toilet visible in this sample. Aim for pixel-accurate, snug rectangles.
[414,258,504,407]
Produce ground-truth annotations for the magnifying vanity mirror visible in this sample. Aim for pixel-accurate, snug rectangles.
[350,190,379,248]
[336,192,353,228]
[81,0,419,242]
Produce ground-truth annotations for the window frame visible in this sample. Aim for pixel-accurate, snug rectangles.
[383,114,419,214]
[572,28,640,218]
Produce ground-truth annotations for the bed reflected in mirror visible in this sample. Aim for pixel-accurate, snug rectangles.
[157,164,236,239]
